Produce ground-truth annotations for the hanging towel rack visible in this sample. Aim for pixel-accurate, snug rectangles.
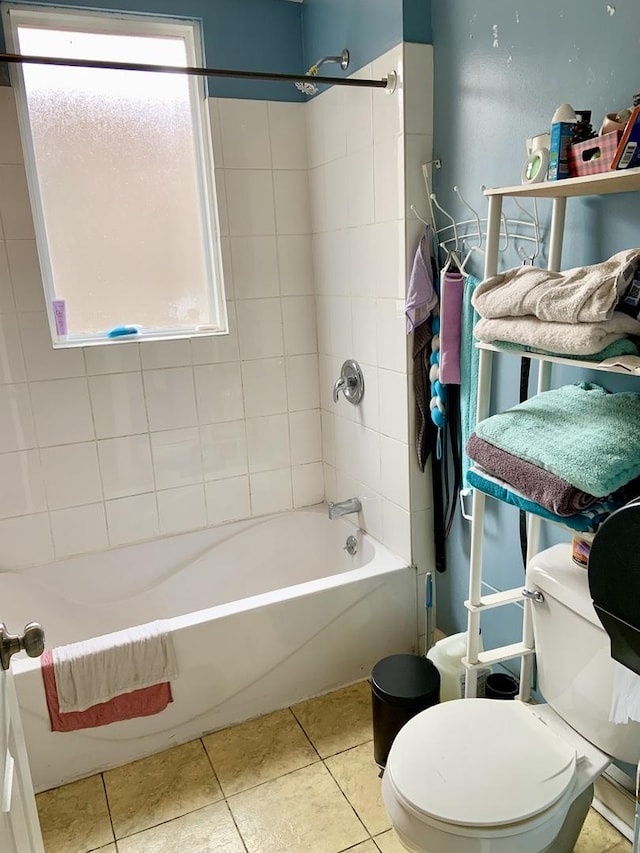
[413,163,544,264]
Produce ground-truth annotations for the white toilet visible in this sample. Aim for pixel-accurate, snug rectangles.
[382,544,640,852]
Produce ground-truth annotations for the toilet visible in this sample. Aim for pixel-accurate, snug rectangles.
[382,544,640,852]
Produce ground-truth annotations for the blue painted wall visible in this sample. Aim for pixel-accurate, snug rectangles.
[430,1,640,650]
[0,0,304,100]
[301,0,431,83]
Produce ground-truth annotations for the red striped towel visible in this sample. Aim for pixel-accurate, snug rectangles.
[41,649,172,732]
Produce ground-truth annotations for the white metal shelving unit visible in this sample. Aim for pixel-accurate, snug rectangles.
[462,166,640,700]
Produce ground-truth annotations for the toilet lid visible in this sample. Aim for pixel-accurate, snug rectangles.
[386,699,577,828]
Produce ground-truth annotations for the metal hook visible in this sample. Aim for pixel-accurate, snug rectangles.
[513,198,541,262]
[430,192,460,251]
[409,203,432,228]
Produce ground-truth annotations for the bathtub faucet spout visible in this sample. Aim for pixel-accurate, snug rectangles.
[328,497,362,520]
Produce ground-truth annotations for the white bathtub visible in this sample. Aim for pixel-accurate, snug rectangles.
[6,506,416,792]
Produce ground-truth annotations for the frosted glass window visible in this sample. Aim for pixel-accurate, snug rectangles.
[6,6,226,346]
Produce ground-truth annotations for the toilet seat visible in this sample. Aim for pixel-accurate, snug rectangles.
[386,699,577,829]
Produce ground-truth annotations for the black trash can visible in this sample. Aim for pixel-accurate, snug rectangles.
[485,672,519,700]
[371,654,440,769]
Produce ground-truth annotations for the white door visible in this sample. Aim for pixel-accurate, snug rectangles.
[0,622,45,853]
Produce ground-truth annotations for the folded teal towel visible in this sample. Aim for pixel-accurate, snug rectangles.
[461,274,481,485]
[467,467,612,533]
[492,337,639,362]
[475,382,640,495]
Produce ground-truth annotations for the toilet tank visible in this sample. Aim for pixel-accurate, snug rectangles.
[528,543,640,764]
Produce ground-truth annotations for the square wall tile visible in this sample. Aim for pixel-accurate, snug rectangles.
[359,485,383,542]
[348,226,377,299]
[231,236,279,299]
[218,98,271,169]
[0,512,53,569]
[236,298,283,360]
[372,47,404,142]
[144,367,197,432]
[277,235,314,296]
[151,427,203,490]
[19,312,83,382]
[351,298,378,368]
[246,414,290,473]
[0,313,26,383]
[51,503,108,558]
[249,468,292,516]
[273,170,311,235]
[30,377,94,446]
[0,165,34,239]
[140,340,192,370]
[194,362,244,424]
[404,134,434,220]
[346,82,373,153]
[282,295,317,355]
[208,98,223,165]
[98,434,154,500]
[308,166,327,234]
[356,426,381,493]
[306,95,326,168]
[6,239,45,312]
[289,409,321,465]
[158,484,207,536]
[40,442,102,510]
[323,87,347,162]
[84,342,141,375]
[190,303,240,365]
[374,137,404,223]
[382,500,411,562]
[377,299,408,372]
[355,364,379,432]
[106,493,159,547]
[0,383,36,452]
[374,221,404,299]
[241,358,287,418]
[292,462,324,508]
[214,168,229,236]
[205,475,250,525]
[268,102,308,170]
[201,420,248,481]
[0,449,46,518]
[324,158,350,231]
[321,411,335,466]
[286,354,320,412]
[89,372,147,439]
[225,169,275,236]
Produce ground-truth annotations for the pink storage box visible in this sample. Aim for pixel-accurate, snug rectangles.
[569,131,622,177]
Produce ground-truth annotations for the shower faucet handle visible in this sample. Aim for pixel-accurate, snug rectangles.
[333,360,364,405]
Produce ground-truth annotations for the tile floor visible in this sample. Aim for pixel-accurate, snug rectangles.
[36,681,632,853]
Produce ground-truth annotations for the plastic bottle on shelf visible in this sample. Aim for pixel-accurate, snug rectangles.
[426,631,491,700]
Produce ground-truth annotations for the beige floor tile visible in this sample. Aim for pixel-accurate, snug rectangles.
[325,742,390,836]
[574,808,630,852]
[95,847,117,852]
[292,680,373,758]
[609,843,633,853]
[104,740,222,839]
[203,707,318,795]
[228,761,368,853]
[341,842,379,852]
[374,829,407,853]
[117,801,245,853]
[36,774,113,853]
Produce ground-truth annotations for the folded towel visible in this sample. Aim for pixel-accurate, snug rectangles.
[439,270,464,384]
[475,382,640,496]
[474,313,640,355]
[472,249,640,323]
[53,621,178,713]
[491,336,639,362]
[406,224,438,333]
[461,275,481,485]
[466,433,600,515]
[42,649,173,732]
[466,466,613,533]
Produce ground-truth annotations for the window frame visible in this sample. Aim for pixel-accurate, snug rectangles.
[3,3,228,347]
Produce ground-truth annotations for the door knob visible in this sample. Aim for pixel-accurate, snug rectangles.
[0,622,45,671]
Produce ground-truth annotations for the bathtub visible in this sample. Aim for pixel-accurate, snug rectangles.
[5,506,416,792]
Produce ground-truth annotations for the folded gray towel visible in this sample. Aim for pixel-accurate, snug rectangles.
[472,249,640,323]
[466,433,600,515]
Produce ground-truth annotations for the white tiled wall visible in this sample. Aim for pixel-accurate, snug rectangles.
[309,43,434,567]
[0,88,321,569]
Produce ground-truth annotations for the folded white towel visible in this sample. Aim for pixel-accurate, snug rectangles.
[474,312,640,355]
[472,249,640,324]
[53,621,178,713]
[610,660,640,724]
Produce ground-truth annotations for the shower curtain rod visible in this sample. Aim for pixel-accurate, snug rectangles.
[0,52,391,89]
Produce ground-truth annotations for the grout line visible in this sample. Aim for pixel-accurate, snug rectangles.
[99,772,117,849]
